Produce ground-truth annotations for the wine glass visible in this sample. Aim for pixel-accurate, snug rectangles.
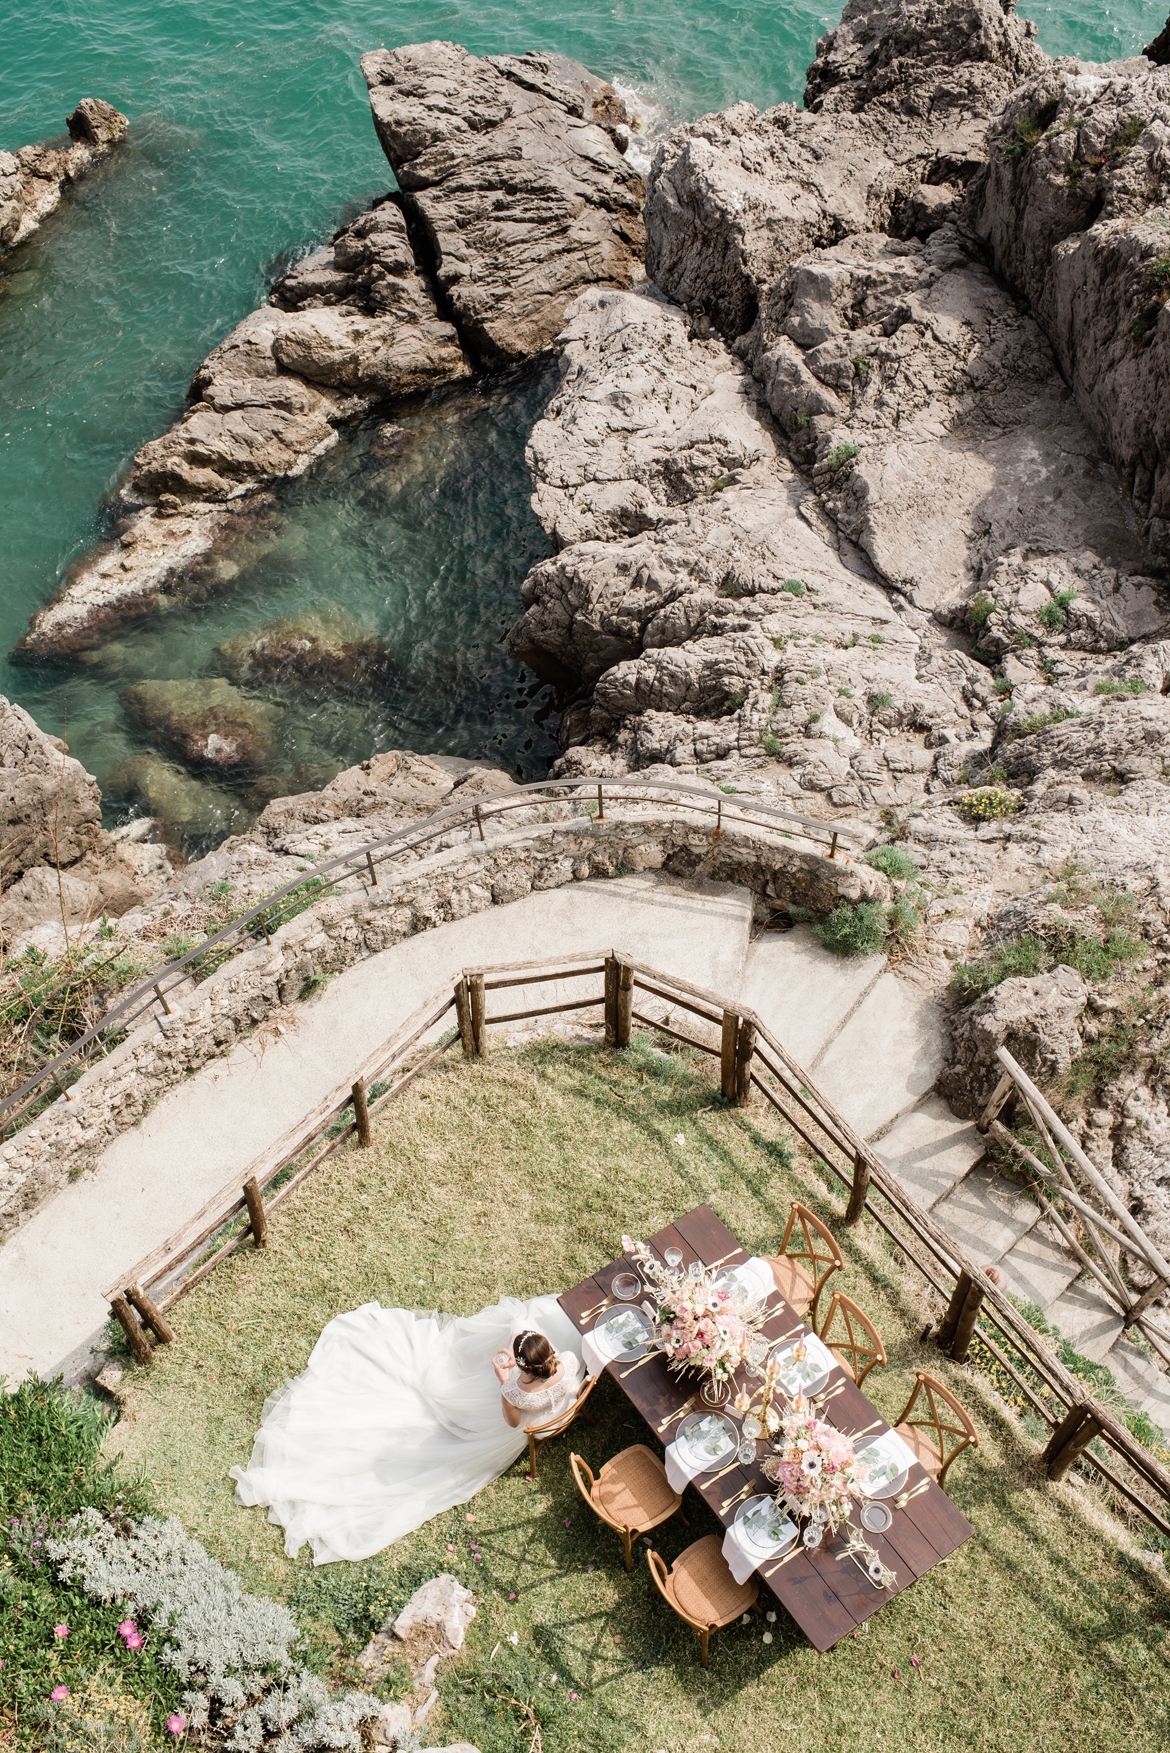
[664,1246,683,1275]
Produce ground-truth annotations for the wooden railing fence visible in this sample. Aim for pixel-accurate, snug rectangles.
[104,950,1170,1540]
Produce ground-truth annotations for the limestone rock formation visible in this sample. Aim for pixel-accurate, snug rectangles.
[0,100,128,255]
[969,66,1170,556]
[361,43,645,364]
[940,965,1088,1116]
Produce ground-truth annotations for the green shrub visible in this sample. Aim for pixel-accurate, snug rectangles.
[950,924,1144,1000]
[955,786,1023,820]
[781,577,805,596]
[1007,707,1082,738]
[1002,93,1061,161]
[864,845,921,882]
[825,441,859,470]
[1093,676,1150,696]
[885,898,922,944]
[815,902,889,957]
[1038,589,1076,630]
[968,591,996,628]
[837,686,853,698]
[871,690,895,710]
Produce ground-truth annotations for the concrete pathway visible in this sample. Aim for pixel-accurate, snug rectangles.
[2,879,1166,1439]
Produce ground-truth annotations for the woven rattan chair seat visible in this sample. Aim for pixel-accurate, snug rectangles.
[766,1254,815,1311]
[895,1421,943,1476]
[596,1445,679,1526]
[667,1536,757,1628]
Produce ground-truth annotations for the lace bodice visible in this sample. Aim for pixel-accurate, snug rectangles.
[501,1351,581,1417]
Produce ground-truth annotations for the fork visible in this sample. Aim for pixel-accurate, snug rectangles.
[721,1482,754,1514]
[895,1480,931,1509]
[657,1396,696,1433]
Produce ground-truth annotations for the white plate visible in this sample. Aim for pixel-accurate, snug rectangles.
[735,1494,798,1558]
[855,1432,911,1500]
[677,1410,738,1470]
[593,1305,653,1360]
[714,1262,768,1310]
[770,1332,834,1398]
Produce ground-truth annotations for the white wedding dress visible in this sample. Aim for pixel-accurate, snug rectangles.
[230,1293,583,1564]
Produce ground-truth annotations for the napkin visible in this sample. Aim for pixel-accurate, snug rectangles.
[721,1508,796,1584]
[664,1437,712,1494]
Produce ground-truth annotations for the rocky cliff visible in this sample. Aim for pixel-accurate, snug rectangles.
[0,99,128,256]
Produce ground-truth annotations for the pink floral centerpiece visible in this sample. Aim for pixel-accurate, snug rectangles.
[763,1396,860,1536]
[621,1235,767,1399]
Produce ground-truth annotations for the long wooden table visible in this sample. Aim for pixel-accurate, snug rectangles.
[559,1203,973,1651]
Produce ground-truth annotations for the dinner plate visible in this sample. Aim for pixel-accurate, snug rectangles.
[676,1410,738,1470]
[714,1261,769,1310]
[854,1432,911,1500]
[770,1332,834,1398]
[593,1304,654,1361]
[735,1494,798,1558]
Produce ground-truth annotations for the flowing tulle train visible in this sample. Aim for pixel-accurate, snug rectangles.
[230,1293,582,1563]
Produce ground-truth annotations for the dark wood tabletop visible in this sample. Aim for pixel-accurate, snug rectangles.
[559,1203,973,1652]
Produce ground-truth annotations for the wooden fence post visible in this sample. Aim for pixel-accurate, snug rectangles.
[721,1011,739,1101]
[734,1018,756,1107]
[243,1175,269,1245]
[844,1150,870,1225]
[469,974,488,1057]
[604,955,619,1047]
[1044,1404,1103,1481]
[454,977,474,1058]
[110,1292,153,1366]
[351,1080,372,1147]
[936,1269,985,1362]
[978,1070,1015,1133]
[125,1283,176,1345]
[616,961,634,1049]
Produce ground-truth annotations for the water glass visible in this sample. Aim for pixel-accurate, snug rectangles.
[738,1436,757,1465]
[688,1260,704,1281]
[612,1272,641,1301]
[802,1521,823,1549]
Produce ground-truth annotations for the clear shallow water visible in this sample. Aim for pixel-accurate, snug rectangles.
[2,0,1163,849]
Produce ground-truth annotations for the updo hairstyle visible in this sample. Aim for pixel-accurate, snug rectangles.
[513,1330,557,1380]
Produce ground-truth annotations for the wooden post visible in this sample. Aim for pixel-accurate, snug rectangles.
[1044,1404,1103,1481]
[734,1017,756,1107]
[1124,1278,1169,1328]
[454,976,474,1058]
[844,1150,870,1226]
[125,1282,176,1344]
[351,1081,372,1147]
[604,955,619,1047]
[469,973,488,1057]
[243,1175,269,1245]
[828,832,838,861]
[615,961,633,1049]
[936,1270,973,1350]
[948,1276,986,1363]
[978,1070,1015,1133]
[110,1292,153,1367]
[720,1011,739,1101]
[154,982,173,1016]
[596,784,605,822]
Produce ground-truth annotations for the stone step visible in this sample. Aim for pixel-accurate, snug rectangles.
[875,1093,984,1211]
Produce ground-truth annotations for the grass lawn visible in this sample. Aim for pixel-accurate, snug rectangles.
[109,1034,1170,1753]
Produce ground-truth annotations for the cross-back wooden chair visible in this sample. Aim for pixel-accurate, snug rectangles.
[894,1372,978,1489]
[570,1444,686,1571]
[524,1373,598,1480]
[820,1291,887,1388]
[764,1201,843,1332]
[647,1536,760,1667]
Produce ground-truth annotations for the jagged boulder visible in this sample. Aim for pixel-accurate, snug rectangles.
[941,964,1088,1115]
[1,697,103,883]
[361,43,645,364]
[0,99,128,254]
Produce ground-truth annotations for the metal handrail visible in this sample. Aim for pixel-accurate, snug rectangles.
[0,776,864,1132]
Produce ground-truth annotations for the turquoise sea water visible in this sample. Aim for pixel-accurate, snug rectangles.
[1,0,1164,848]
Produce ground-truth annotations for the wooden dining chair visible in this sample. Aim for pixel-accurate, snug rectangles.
[570,1444,685,1570]
[524,1373,598,1480]
[764,1202,843,1331]
[893,1372,979,1489]
[820,1292,887,1388]
[647,1536,759,1668]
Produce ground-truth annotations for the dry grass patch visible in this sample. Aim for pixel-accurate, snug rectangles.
[109,1036,1170,1753]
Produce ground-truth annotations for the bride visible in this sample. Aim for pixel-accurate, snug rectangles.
[230,1291,583,1564]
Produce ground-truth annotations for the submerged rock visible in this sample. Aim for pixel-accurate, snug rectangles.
[215,607,391,692]
[101,749,251,841]
[119,679,281,773]
[0,99,128,256]
[361,43,645,365]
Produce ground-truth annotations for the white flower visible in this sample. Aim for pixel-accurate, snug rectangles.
[673,1134,685,1146]
[762,1632,773,1644]
[508,1632,519,1645]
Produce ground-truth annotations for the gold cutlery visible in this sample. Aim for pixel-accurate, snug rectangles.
[769,1546,803,1570]
[721,1482,753,1513]
[581,1297,614,1324]
[618,1351,660,1378]
[895,1480,931,1509]
[845,1419,883,1443]
[709,1249,745,1270]
[657,1396,696,1433]
[706,1459,742,1486]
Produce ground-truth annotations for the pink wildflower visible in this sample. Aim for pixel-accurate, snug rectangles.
[117,1620,137,1639]
[893,1668,901,1679]
[51,1686,70,1703]
[509,1592,517,1600]
[167,1716,186,1735]
[569,1691,579,1702]
[911,1656,921,1669]
[53,1624,69,1639]
[125,1632,145,1651]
